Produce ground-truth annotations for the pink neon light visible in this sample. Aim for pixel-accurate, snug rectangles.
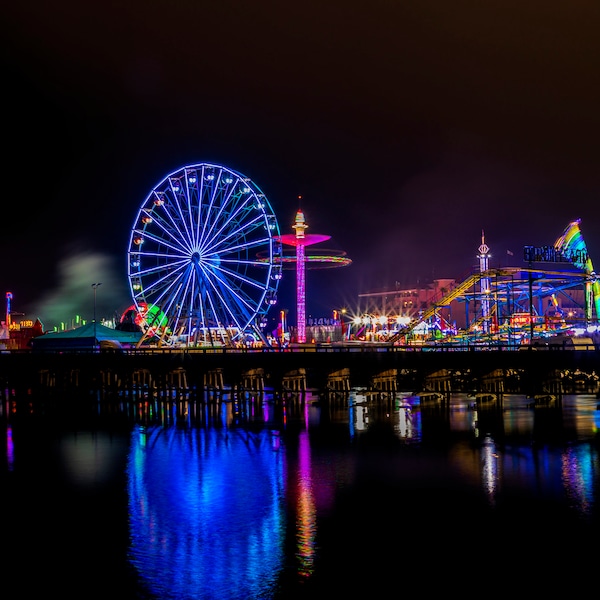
[277,209,351,344]
[297,243,306,343]
[278,233,331,246]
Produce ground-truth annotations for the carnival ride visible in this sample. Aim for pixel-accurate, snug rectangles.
[274,205,352,343]
[124,161,595,351]
[389,219,600,346]
[127,163,283,347]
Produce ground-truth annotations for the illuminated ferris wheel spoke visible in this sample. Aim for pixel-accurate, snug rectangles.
[133,256,189,278]
[148,196,191,244]
[197,174,236,242]
[169,281,196,336]
[196,262,259,319]
[172,198,197,250]
[218,257,266,268]
[201,208,263,255]
[205,285,243,330]
[208,234,273,260]
[198,257,268,301]
[132,262,190,303]
[138,211,194,256]
[205,284,253,332]
[149,253,189,271]
[132,217,190,251]
[136,262,192,312]
[128,162,282,346]
[186,271,242,335]
[211,263,270,295]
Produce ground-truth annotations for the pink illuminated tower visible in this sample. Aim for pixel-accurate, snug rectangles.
[277,202,350,343]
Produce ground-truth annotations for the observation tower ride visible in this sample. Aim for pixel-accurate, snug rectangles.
[276,203,352,344]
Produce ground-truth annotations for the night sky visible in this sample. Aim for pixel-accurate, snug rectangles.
[3,2,600,330]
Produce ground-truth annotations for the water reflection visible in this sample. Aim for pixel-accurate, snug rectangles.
[60,431,128,487]
[6,425,14,471]
[348,391,422,442]
[127,425,287,600]
[294,429,316,578]
[480,434,499,506]
[562,444,596,515]
[121,391,599,597]
[1,390,599,597]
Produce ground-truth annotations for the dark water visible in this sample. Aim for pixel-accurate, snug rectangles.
[2,389,599,598]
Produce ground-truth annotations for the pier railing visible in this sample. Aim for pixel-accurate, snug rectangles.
[11,339,599,355]
[0,340,598,397]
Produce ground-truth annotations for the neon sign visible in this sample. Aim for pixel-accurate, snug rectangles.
[523,246,588,265]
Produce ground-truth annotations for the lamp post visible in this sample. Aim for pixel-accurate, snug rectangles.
[92,282,102,350]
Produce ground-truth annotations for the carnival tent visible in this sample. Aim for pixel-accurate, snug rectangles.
[31,322,143,350]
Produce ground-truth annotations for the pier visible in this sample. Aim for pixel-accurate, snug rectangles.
[1,343,598,400]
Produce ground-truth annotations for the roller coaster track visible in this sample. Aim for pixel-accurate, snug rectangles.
[386,266,592,344]
[387,271,486,343]
[467,301,497,330]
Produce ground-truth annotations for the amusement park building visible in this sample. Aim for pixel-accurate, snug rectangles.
[355,220,599,344]
[357,273,588,333]
[358,278,458,323]
[2,219,598,350]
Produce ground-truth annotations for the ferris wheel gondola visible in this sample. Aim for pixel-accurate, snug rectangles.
[127,163,283,346]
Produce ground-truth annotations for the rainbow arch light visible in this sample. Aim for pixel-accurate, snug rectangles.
[554,219,600,321]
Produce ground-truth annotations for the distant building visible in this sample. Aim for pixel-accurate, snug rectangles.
[358,278,459,325]
[357,271,590,344]
[355,222,599,344]
[1,292,44,350]
[0,317,44,350]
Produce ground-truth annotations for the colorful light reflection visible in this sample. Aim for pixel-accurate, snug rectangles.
[127,426,286,599]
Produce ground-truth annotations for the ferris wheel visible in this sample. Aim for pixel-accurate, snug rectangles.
[127,162,283,346]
